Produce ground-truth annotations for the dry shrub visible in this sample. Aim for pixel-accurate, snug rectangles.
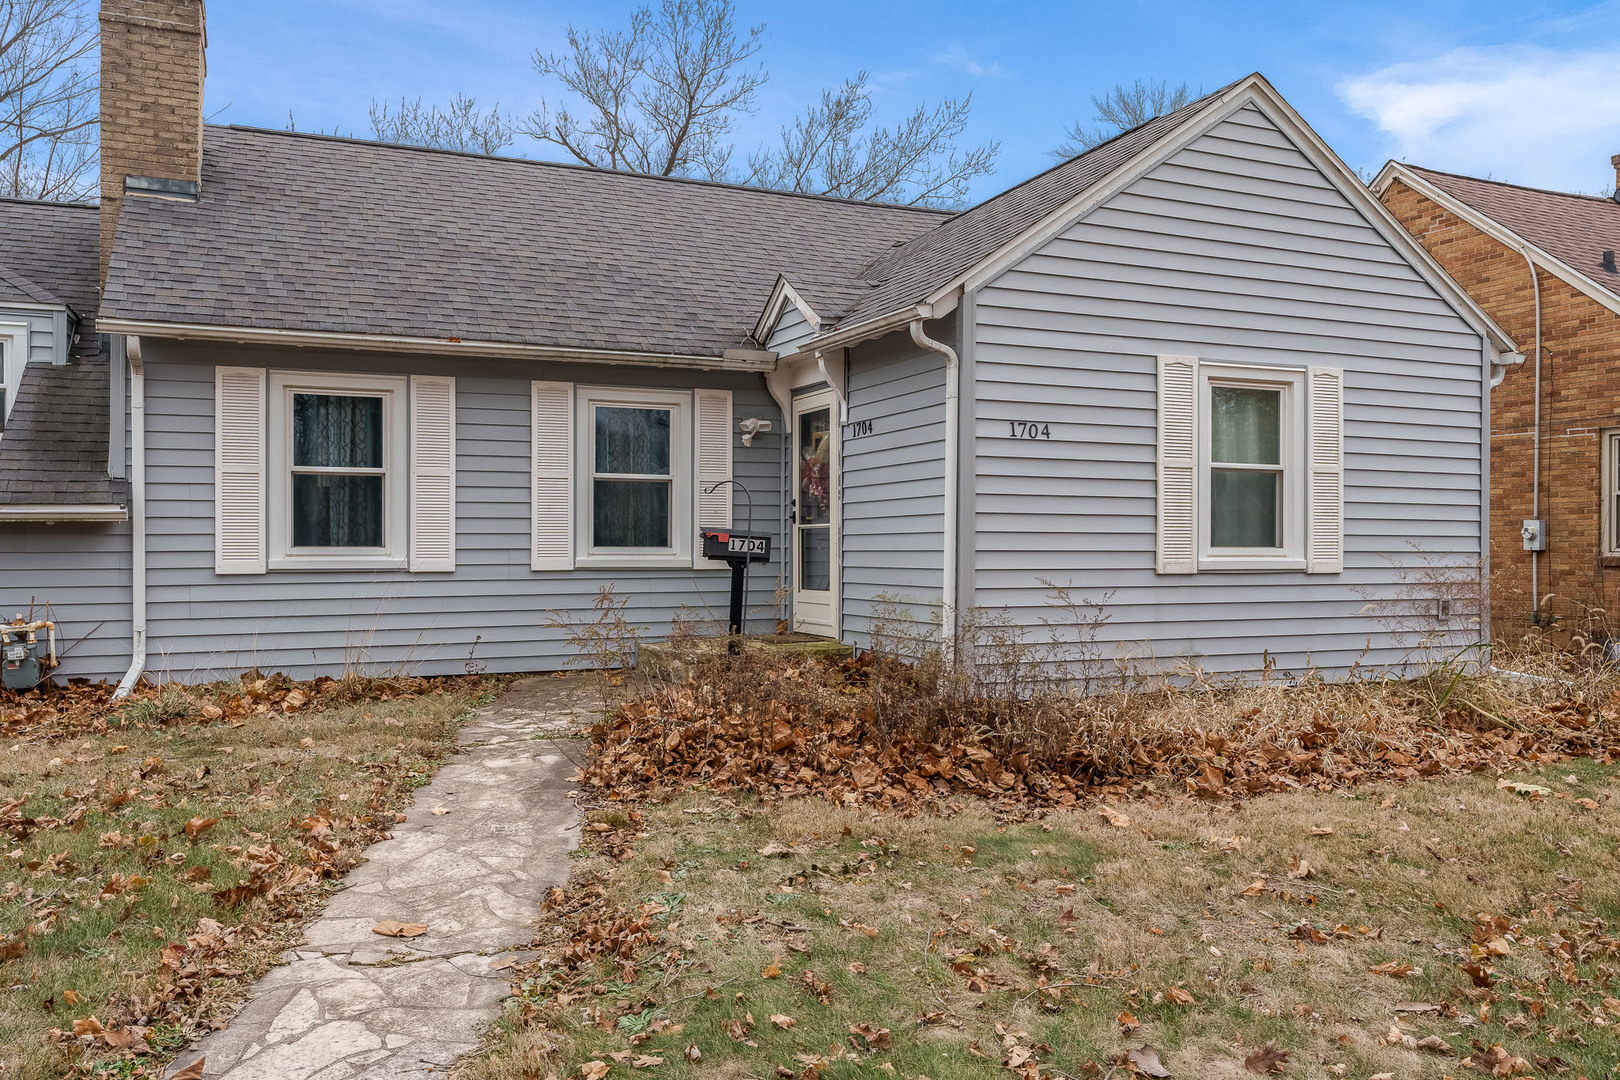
[582,632,1620,813]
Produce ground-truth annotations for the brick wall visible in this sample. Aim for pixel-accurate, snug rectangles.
[98,0,206,283]
[1381,179,1620,642]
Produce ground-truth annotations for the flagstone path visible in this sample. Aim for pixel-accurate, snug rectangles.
[164,675,597,1079]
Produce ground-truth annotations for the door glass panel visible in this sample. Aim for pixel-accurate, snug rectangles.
[800,526,830,592]
[797,407,831,525]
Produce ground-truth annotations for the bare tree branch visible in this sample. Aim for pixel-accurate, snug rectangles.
[525,0,764,179]
[528,3,996,207]
[369,94,515,155]
[744,72,998,208]
[0,0,97,201]
[1051,79,1195,160]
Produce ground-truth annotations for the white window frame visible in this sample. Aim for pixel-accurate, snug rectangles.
[267,370,408,570]
[1197,362,1306,571]
[0,321,27,433]
[574,385,692,568]
[1603,429,1620,558]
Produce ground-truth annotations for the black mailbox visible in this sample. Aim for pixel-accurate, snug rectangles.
[699,531,772,639]
[700,531,771,563]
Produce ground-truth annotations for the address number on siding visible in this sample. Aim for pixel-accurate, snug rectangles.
[1008,421,1051,440]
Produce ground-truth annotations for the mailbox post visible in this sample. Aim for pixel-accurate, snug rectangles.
[700,531,772,638]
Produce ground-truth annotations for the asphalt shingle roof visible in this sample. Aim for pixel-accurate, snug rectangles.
[1403,165,1620,303]
[0,197,122,508]
[100,126,950,357]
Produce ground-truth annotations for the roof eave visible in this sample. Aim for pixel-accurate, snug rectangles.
[96,319,779,373]
[1374,161,1620,323]
[0,504,128,523]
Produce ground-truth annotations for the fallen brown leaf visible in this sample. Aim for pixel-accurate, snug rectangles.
[371,920,428,938]
[1244,1042,1290,1074]
[1126,1044,1171,1078]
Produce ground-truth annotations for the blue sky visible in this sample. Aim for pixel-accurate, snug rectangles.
[203,0,1620,203]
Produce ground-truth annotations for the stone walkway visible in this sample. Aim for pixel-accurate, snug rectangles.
[165,676,597,1079]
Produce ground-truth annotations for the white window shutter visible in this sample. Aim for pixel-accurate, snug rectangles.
[409,375,456,572]
[215,366,266,575]
[1306,366,1345,574]
[1156,355,1197,575]
[694,388,733,568]
[531,380,574,571]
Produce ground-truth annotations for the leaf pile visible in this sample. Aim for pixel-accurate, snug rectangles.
[581,656,1620,812]
[0,669,467,742]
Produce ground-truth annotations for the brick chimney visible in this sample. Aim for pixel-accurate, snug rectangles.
[1613,154,1620,202]
[98,0,207,285]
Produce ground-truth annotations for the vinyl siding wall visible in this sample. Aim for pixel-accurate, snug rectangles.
[0,307,61,373]
[0,522,132,679]
[969,102,1487,676]
[841,325,950,647]
[767,305,816,355]
[122,341,782,682]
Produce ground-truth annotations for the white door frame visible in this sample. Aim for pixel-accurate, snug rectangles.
[791,388,839,637]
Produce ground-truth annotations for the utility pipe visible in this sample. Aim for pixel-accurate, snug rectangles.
[909,312,959,664]
[112,337,146,699]
[1519,248,1543,622]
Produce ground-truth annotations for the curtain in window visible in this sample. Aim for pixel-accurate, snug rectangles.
[593,406,672,548]
[294,394,383,468]
[1210,386,1281,549]
[292,394,384,547]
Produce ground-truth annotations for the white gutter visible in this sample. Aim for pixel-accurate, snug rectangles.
[112,337,146,700]
[909,312,959,664]
[94,318,776,373]
[0,505,127,522]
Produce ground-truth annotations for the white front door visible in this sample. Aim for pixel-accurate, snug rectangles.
[791,390,838,636]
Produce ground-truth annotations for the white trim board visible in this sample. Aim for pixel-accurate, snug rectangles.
[96,318,778,373]
[753,275,823,345]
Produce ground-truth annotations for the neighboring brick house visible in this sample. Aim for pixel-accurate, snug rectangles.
[1375,161,1620,639]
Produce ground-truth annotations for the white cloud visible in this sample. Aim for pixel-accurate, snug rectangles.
[1340,46,1620,193]
[931,42,1006,79]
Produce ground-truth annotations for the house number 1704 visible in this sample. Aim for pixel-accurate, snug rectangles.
[1009,421,1051,440]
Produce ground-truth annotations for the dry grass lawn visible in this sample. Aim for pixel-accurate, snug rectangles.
[0,676,489,1079]
[464,758,1620,1079]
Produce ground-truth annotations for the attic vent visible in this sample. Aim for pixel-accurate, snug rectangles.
[1604,250,1617,273]
[125,176,200,201]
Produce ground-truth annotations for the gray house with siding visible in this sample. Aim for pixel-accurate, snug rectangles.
[0,4,1517,688]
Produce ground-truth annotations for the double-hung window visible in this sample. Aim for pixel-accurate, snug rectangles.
[1199,366,1304,568]
[1158,355,1341,575]
[266,371,408,569]
[576,387,692,565]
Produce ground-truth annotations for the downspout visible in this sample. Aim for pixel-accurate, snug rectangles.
[909,312,959,663]
[112,337,145,699]
[1519,248,1543,623]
